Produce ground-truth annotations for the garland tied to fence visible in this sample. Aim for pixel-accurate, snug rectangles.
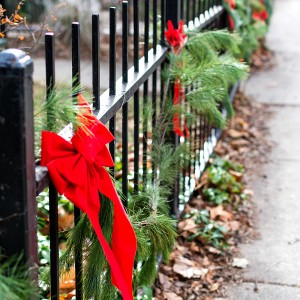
[41,94,136,300]
[224,0,273,61]
[165,20,189,138]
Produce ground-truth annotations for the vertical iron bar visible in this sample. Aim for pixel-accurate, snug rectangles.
[143,0,150,186]
[166,0,180,28]
[122,1,129,204]
[153,0,157,54]
[193,0,196,22]
[71,22,83,300]
[143,80,148,187]
[161,0,165,44]
[133,0,139,72]
[186,0,190,23]
[45,33,59,300]
[152,0,158,183]
[109,7,116,96]
[180,0,184,20]
[92,14,100,110]
[152,70,157,183]
[160,0,166,111]
[134,0,140,193]
[144,0,149,63]
[109,7,116,177]
[72,23,80,89]
[122,1,128,83]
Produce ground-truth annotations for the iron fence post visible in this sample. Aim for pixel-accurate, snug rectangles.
[0,49,38,271]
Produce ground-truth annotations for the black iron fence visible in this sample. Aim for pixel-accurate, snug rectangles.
[0,0,231,298]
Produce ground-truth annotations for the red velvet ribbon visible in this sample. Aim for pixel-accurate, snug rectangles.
[173,79,190,138]
[225,0,236,30]
[41,95,137,300]
[165,20,189,138]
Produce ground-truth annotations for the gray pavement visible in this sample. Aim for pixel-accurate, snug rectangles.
[228,0,300,299]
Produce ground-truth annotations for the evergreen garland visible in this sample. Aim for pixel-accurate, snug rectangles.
[0,252,36,300]
[166,30,248,126]
[223,0,273,61]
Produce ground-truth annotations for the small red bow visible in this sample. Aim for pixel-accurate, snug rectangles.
[165,20,187,54]
[227,0,236,9]
[41,95,137,300]
[252,10,268,21]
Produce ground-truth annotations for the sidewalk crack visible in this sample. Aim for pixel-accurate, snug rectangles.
[243,279,300,289]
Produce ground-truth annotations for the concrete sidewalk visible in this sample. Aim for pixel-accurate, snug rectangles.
[228,0,300,299]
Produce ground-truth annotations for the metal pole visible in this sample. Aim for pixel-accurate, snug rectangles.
[0,49,37,269]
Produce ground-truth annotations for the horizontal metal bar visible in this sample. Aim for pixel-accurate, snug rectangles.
[194,6,224,30]
[95,46,168,124]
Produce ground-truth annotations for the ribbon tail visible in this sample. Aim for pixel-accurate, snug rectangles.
[173,79,184,137]
[181,87,190,139]
[229,15,235,30]
[88,212,134,300]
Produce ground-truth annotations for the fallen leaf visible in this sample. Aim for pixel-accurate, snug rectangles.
[163,292,183,300]
[232,257,249,269]
[230,139,249,149]
[229,170,243,181]
[210,282,220,292]
[210,205,233,222]
[178,218,197,233]
[227,129,248,139]
[227,220,241,232]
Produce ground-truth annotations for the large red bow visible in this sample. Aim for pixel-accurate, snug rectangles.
[41,95,137,300]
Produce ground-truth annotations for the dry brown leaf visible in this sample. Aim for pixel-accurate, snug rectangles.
[230,139,249,149]
[210,205,233,222]
[202,256,211,267]
[229,170,243,181]
[232,257,249,269]
[227,129,247,139]
[210,282,220,292]
[227,220,241,232]
[244,189,254,196]
[58,207,74,230]
[163,292,183,300]
[189,241,201,253]
[178,218,197,233]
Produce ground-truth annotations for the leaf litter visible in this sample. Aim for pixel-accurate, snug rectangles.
[155,91,272,300]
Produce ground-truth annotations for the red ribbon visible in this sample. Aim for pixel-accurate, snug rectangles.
[41,95,137,300]
[225,0,236,30]
[165,20,189,138]
[173,79,190,138]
